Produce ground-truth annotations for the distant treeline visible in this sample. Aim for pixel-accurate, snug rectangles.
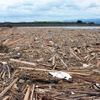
[0,20,99,27]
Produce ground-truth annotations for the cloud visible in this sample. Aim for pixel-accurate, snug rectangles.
[0,0,100,22]
[89,2,97,8]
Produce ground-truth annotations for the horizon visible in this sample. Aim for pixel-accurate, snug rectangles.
[0,0,100,22]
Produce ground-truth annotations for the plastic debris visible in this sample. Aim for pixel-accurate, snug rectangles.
[83,63,89,67]
[13,56,20,59]
[17,52,21,56]
[1,62,7,65]
[49,71,72,80]
[15,47,20,50]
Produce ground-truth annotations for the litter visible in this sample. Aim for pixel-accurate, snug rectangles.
[83,63,89,67]
[0,27,100,100]
[49,71,72,80]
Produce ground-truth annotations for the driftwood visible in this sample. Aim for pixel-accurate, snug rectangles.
[87,47,100,52]
[2,96,10,100]
[72,74,100,84]
[56,54,68,68]
[0,27,100,99]
[2,39,9,45]
[0,53,6,56]
[52,55,55,66]
[18,67,90,76]
[30,84,35,100]
[0,77,18,98]
[18,67,55,72]
[7,65,11,78]
[69,94,88,98]
[10,59,37,66]
[73,91,100,95]
[69,47,81,61]
[6,38,23,46]
[24,85,31,100]
[36,58,44,62]
[52,64,57,70]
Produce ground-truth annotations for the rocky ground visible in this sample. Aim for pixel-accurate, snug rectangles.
[0,27,100,100]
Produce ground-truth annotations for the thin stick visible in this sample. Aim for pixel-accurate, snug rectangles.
[0,69,4,78]
[52,64,57,70]
[6,38,23,46]
[0,77,18,98]
[2,71,6,79]
[35,93,37,100]
[7,65,11,78]
[24,85,31,100]
[36,58,44,63]
[30,84,35,100]
[18,67,55,72]
[69,94,87,98]
[72,74,100,84]
[69,47,81,61]
[10,59,37,66]
[18,67,90,76]
[52,55,55,66]
[22,85,28,94]
[87,47,100,52]
[60,58,68,68]
[56,55,68,68]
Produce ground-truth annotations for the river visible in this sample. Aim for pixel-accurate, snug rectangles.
[19,26,100,29]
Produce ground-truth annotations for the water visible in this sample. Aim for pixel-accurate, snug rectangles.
[19,26,100,29]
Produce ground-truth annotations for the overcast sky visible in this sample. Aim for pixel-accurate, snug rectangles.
[0,0,100,22]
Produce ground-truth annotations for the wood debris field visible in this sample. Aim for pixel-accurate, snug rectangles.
[0,27,100,100]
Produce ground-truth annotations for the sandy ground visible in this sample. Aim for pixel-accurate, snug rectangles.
[0,27,100,100]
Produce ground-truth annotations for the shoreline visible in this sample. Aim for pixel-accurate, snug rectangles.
[17,26,100,29]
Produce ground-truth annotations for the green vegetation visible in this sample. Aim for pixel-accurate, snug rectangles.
[0,20,97,27]
[88,22,94,24]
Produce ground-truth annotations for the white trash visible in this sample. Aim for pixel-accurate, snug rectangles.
[2,61,7,65]
[49,71,72,80]
[83,63,89,67]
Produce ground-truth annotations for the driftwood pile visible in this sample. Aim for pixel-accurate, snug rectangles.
[0,27,100,100]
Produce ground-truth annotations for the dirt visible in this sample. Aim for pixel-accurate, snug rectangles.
[0,27,100,100]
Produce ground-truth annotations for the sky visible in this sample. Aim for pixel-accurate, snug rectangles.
[0,0,100,22]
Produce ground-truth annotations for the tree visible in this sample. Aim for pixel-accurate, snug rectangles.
[77,20,83,24]
[88,22,94,24]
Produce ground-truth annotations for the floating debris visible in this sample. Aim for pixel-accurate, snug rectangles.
[0,27,100,100]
